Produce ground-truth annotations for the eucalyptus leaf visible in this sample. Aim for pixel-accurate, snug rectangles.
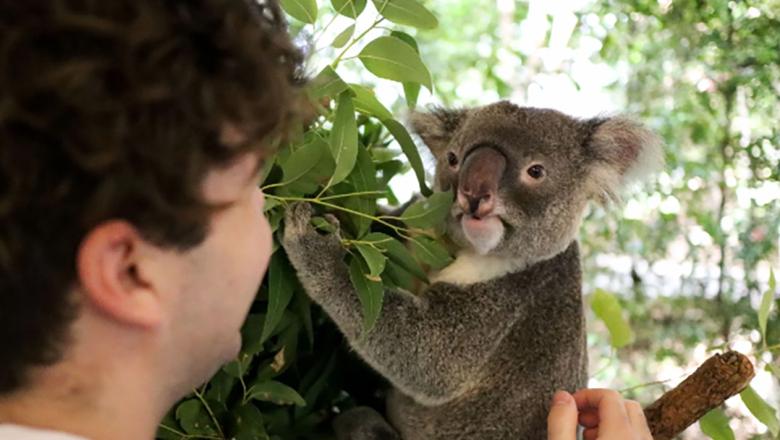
[280,0,317,24]
[699,408,735,440]
[355,243,387,276]
[590,289,634,348]
[740,385,780,437]
[331,0,366,18]
[308,66,349,100]
[331,24,355,48]
[359,36,432,90]
[233,403,269,440]
[383,118,432,196]
[247,380,306,407]
[372,0,438,29]
[349,255,384,332]
[400,190,453,228]
[410,236,452,270]
[382,259,415,291]
[342,145,378,237]
[175,399,218,436]
[758,269,775,345]
[364,232,428,282]
[328,92,359,187]
[350,83,393,120]
[261,254,295,344]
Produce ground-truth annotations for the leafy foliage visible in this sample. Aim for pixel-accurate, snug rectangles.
[157,0,447,438]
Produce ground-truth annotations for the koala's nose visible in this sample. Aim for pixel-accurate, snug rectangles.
[458,190,495,219]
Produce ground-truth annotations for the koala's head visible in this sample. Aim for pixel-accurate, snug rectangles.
[411,101,663,262]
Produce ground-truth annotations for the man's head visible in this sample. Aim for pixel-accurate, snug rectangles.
[0,0,301,397]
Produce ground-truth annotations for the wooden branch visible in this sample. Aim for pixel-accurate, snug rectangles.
[644,351,754,440]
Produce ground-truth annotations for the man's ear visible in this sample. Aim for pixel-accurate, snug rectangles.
[584,116,664,204]
[409,107,470,157]
[76,221,164,329]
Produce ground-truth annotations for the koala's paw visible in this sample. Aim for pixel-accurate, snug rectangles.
[283,202,314,240]
[282,202,343,259]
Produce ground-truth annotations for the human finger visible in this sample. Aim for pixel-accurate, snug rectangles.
[572,389,632,438]
[624,400,653,440]
[547,390,578,440]
[578,410,599,429]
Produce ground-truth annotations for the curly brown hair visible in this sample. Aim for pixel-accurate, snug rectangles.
[0,0,303,394]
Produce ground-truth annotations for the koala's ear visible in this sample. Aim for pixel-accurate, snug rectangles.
[584,116,664,204]
[409,107,469,157]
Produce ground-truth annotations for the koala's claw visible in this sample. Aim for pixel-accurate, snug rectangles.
[283,202,313,239]
[323,213,341,230]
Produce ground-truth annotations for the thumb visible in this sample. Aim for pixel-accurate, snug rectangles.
[547,390,578,440]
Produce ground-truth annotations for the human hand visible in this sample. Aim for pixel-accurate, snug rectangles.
[547,389,653,440]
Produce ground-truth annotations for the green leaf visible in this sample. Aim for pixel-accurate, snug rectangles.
[281,140,325,185]
[388,31,423,107]
[331,24,355,48]
[410,236,452,270]
[699,408,735,440]
[261,254,295,344]
[372,0,438,30]
[328,92,359,187]
[293,287,314,348]
[400,191,453,228]
[590,289,634,349]
[759,268,776,345]
[175,399,218,436]
[308,66,349,100]
[382,118,431,196]
[240,314,266,356]
[247,380,306,407]
[359,36,432,90]
[364,232,428,282]
[278,136,334,195]
[350,84,393,119]
[233,403,269,440]
[403,82,421,108]
[390,30,419,52]
[741,385,780,437]
[222,351,254,378]
[331,0,366,18]
[342,145,379,237]
[349,255,385,332]
[311,216,338,233]
[280,0,317,24]
[355,243,387,276]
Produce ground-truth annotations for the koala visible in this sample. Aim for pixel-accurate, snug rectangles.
[281,101,662,440]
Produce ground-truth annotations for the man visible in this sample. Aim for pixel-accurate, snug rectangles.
[0,1,650,439]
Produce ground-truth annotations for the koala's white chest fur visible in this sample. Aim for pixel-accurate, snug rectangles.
[429,252,531,286]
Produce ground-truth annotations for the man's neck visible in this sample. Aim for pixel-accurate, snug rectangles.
[0,324,175,440]
[0,367,168,440]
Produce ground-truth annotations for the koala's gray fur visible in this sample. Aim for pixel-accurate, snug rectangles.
[282,101,662,439]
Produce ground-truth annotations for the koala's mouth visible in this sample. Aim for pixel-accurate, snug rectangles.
[456,213,505,255]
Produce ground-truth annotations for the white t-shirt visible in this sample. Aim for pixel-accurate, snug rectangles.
[0,425,88,440]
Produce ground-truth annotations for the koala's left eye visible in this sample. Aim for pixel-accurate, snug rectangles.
[527,164,546,179]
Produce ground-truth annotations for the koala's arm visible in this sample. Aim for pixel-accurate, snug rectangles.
[282,203,535,405]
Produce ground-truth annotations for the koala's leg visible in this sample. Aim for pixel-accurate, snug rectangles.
[333,407,401,440]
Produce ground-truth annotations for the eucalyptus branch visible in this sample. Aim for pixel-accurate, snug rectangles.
[266,194,410,235]
[331,16,385,68]
[318,190,387,201]
[192,388,225,439]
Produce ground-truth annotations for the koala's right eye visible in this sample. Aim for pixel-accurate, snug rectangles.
[447,152,459,167]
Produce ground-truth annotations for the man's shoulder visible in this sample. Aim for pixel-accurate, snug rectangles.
[0,425,88,440]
